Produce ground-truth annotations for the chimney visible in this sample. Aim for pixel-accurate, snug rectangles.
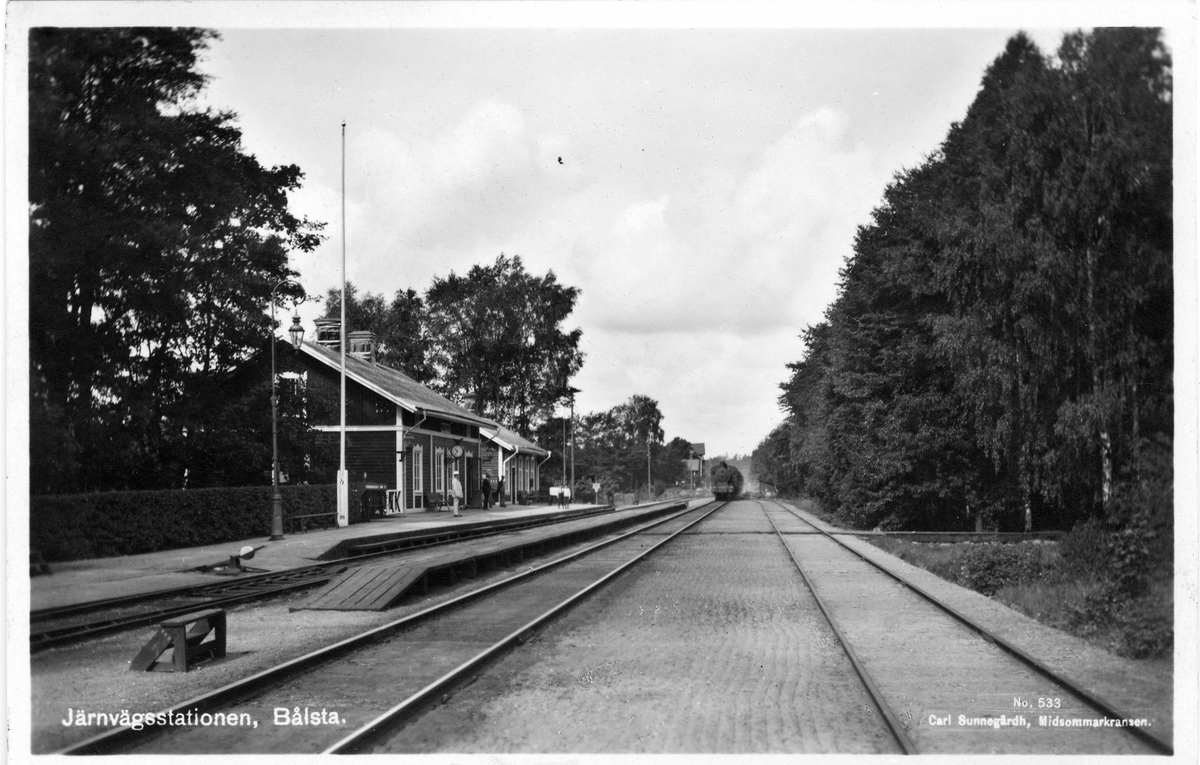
[348,330,378,363]
[314,318,341,350]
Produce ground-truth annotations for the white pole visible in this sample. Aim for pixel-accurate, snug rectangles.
[337,121,349,527]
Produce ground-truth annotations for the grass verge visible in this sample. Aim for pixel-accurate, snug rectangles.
[864,537,1172,662]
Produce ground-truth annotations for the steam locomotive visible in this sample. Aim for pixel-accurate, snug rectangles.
[710,461,744,501]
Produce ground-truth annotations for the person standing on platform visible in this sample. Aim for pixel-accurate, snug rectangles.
[497,476,506,507]
[451,471,464,517]
[481,474,492,509]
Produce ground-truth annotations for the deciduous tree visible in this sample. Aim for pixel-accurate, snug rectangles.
[424,254,584,436]
[29,28,323,492]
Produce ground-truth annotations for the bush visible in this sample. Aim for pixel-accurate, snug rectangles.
[30,484,335,562]
[1069,581,1173,659]
[1107,435,1173,594]
[1058,517,1110,576]
[954,542,1057,596]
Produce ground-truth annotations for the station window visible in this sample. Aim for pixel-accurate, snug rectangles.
[412,445,423,494]
[434,448,445,493]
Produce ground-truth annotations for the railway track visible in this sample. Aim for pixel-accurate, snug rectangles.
[760,499,1171,756]
[759,501,915,753]
[31,505,619,653]
[48,498,1168,755]
[56,500,724,754]
[346,498,1168,755]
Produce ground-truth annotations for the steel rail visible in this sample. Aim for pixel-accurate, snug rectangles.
[33,505,640,652]
[772,500,1173,757]
[56,500,710,755]
[322,501,729,753]
[760,502,915,754]
[31,576,334,651]
[31,569,337,624]
[33,506,618,624]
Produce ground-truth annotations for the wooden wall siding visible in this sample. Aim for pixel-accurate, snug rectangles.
[405,432,431,508]
[429,434,457,494]
[478,446,548,498]
[481,452,500,485]
[346,431,395,487]
[304,363,395,426]
[402,432,483,508]
[513,454,541,493]
[430,416,474,440]
[522,455,534,493]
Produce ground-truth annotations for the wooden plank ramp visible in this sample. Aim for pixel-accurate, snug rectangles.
[296,501,686,612]
[295,562,427,611]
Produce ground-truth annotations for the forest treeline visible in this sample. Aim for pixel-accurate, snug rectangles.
[753,30,1172,539]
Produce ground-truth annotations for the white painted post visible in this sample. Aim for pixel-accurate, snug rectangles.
[336,470,349,527]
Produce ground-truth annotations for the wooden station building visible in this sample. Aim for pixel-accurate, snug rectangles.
[479,421,551,505]
[295,319,550,512]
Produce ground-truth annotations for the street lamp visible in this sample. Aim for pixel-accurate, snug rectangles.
[568,387,579,508]
[270,279,305,541]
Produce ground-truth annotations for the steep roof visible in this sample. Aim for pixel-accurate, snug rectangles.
[480,421,551,457]
[298,340,491,427]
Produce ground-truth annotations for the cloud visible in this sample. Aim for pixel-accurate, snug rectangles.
[565,106,889,339]
[286,102,893,455]
[340,98,588,265]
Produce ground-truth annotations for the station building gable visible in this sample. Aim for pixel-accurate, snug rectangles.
[292,328,512,511]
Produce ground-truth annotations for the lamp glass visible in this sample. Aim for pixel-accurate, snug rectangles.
[288,313,305,349]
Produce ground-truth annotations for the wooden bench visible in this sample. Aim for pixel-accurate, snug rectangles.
[129,608,226,672]
[423,492,451,512]
[288,512,337,533]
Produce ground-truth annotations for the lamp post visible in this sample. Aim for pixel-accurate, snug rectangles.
[336,120,350,528]
[270,279,305,540]
[461,392,476,502]
[568,386,579,508]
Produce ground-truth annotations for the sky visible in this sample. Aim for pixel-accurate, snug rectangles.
[6,2,1192,459]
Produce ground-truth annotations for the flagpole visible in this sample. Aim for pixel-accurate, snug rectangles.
[337,121,349,527]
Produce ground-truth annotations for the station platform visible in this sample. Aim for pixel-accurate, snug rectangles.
[29,502,616,613]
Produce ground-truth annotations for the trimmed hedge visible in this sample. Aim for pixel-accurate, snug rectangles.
[30,484,335,562]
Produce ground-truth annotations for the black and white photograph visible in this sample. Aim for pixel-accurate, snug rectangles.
[5,1,1196,760]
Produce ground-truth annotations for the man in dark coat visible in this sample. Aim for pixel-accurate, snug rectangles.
[481,474,493,509]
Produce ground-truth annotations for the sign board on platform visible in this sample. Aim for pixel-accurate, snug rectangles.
[336,470,349,527]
